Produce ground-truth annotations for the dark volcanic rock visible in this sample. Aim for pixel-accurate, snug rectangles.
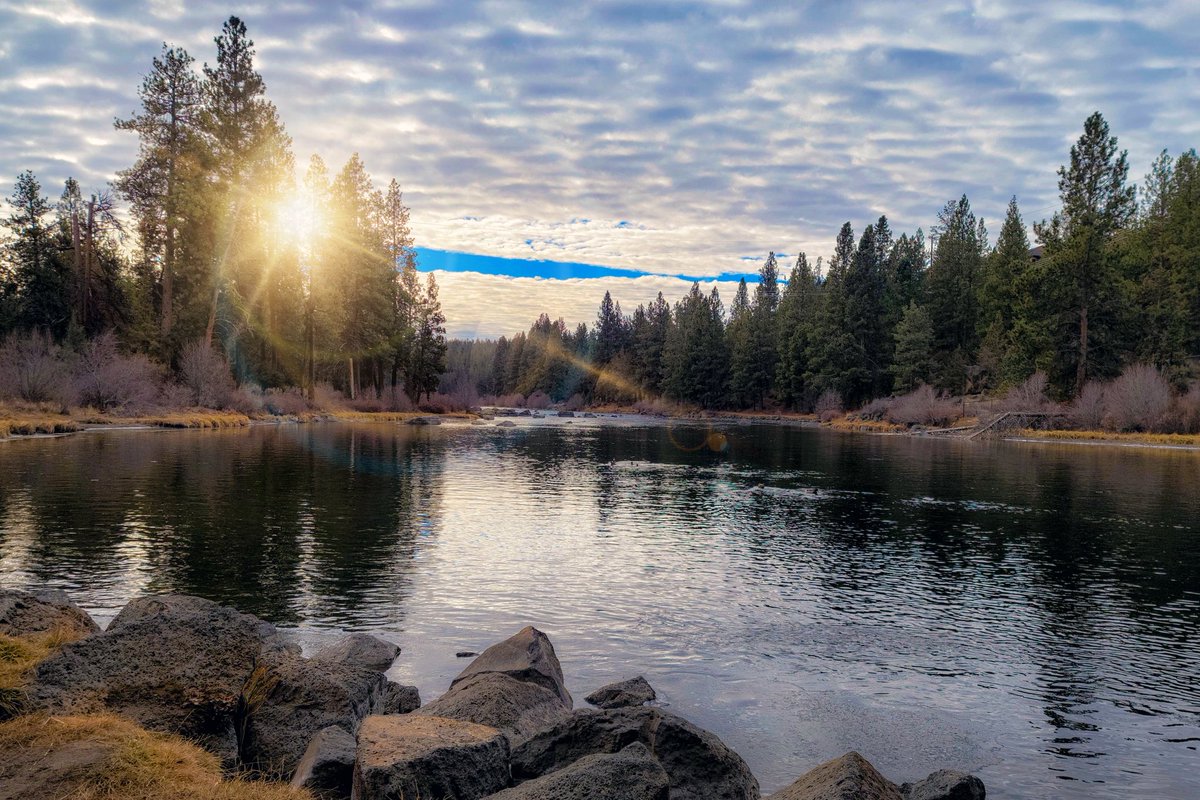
[486,742,669,800]
[451,626,571,707]
[767,752,901,800]
[313,632,400,672]
[353,714,509,800]
[240,651,385,778]
[382,681,422,714]
[900,770,986,800]
[457,651,479,658]
[415,672,570,741]
[0,589,99,638]
[585,675,657,709]
[290,725,356,800]
[511,706,759,800]
[27,594,290,767]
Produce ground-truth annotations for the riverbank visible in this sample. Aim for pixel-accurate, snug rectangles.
[0,589,985,800]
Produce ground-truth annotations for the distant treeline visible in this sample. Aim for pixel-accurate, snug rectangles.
[444,113,1200,410]
[0,16,445,405]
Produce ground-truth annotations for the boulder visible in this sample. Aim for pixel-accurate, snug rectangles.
[486,742,669,800]
[290,725,356,800]
[511,707,759,800]
[0,589,99,639]
[557,411,576,418]
[451,626,571,707]
[767,752,901,800]
[383,681,421,714]
[27,594,291,767]
[353,714,509,800]
[407,416,441,426]
[240,651,386,778]
[496,420,516,428]
[415,672,570,741]
[313,632,400,672]
[900,770,985,800]
[585,675,657,709]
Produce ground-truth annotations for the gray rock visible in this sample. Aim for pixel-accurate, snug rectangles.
[407,416,442,425]
[487,742,669,800]
[457,651,479,658]
[353,714,509,800]
[900,770,985,800]
[767,752,901,800]
[291,725,356,800]
[383,681,421,714]
[452,626,572,707]
[496,420,516,427]
[28,593,289,767]
[585,675,657,709]
[313,632,400,672]
[557,410,576,418]
[511,706,759,800]
[0,589,99,639]
[240,650,386,778]
[415,672,570,742]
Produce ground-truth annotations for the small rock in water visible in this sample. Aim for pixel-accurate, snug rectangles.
[584,675,656,709]
[900,769,986,800]
[457,651,479,658]
[496,420,516,428]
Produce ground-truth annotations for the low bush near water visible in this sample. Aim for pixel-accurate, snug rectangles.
[0,331,74,408]
[886,385,960,426]
[1102,363,1172,432]
[72,333,162,413]
[815,390,842,423]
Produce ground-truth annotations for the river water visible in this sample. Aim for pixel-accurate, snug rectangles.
[1,417,1197,797]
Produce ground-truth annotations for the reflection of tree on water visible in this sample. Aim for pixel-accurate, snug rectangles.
[0,425,446,628]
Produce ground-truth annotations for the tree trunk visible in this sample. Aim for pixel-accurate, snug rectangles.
[348,357,356,400]
[205,282,219,348]
[1076,300,1089,396]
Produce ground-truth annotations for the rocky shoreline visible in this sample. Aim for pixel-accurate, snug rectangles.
[1,590,985,799]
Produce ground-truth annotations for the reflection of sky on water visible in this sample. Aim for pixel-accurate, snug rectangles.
[1,419,1198,797]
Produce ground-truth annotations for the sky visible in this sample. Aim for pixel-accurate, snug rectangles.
[1,1,1198,338]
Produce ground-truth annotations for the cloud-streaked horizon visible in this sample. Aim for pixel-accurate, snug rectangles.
[2,0,1198,337]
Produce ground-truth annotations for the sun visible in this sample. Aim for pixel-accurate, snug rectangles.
[272,193,323,253]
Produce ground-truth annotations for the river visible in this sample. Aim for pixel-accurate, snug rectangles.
[1,417,1197,797]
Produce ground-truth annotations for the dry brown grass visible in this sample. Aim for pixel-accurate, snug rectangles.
[826,416,907,433]
[0,713,312,800]
[331,410,476,422]
[1011,428,1200,448]
[75,411,252,429]
[0,409,81,438]
[0,627,85,717]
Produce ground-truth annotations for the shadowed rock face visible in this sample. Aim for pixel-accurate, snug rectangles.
[585,675,657,709]
[900,770,986,800]
[766,752,902,800]
[290,725,356,800]
[313,632,400,672]
[451,626,572,707]
[511,706,760,800]
[382,681,421,714]
[27,594,292,767]
[0,589,99,639]
[415,672,570,742]
[353,714,510,800]
[484,742,669,800]
[240,650,386,778]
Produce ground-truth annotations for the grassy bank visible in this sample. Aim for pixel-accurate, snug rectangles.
[0,629,311,799]
[1007,427,1200,448]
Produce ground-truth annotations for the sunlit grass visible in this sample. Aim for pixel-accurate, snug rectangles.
[1012,428,1200,447]
[0,627,85,718]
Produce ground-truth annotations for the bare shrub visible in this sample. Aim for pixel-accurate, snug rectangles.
[348,393,389,412]
[1103,363,1172,432]
[0,331,74,406]
[156,382,193,409]
[562,393,585,412]
[633,396,684,416]
[815,390,842,423]
[178,340,236,409]
[1163,382,1200,434]
[886,385,959,426]
[263,388,310,416]
[312,382,346,411]
[855,397,892,421]
[226,385,263,415]
[1068,380,1107,430]
[445,383,479,411]
[526,390,552,410]
[72,332,162,412]
[1000,371,1050,411]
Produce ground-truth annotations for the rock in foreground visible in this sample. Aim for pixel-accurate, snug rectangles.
[511,706,759,800]
[451,626,572,707]
[901,769,986,800]
[416,671,570,742]
[767,752,901,800]
[585,675,657,709]
[290,724,357,800]
[0,589,99,639]
[486,742,669,800]
[353,714,509,800]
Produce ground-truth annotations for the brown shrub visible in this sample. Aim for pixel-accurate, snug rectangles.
[72,333,162,412]
[526,390,552,409]
[886,385,959,426]
[815,390,843,423]
[1103,363,1172,432]
[855,397,892,421]
[562,393,585,412]
[1163,382,1200,434]
[1068,380,1107,430]
[0,331,74,407]
[263,388,310,416]
[177,341,236,409]
[1000,371,1051,411]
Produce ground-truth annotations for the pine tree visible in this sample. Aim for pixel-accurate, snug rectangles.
[807,222,857,401]
[844,226,887,402]
[1033,112,1137,396]
[890,302,935,392]
[776,252,819,408]
[727,277,753,407]
[745,252,780,407]
[926,195,986,389]
[408,272,447,401]
[979,197,1031,385]
[594,290,628,365]
[3,171,70,336]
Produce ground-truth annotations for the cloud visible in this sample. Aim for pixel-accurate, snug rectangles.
[2,0,1198,292]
